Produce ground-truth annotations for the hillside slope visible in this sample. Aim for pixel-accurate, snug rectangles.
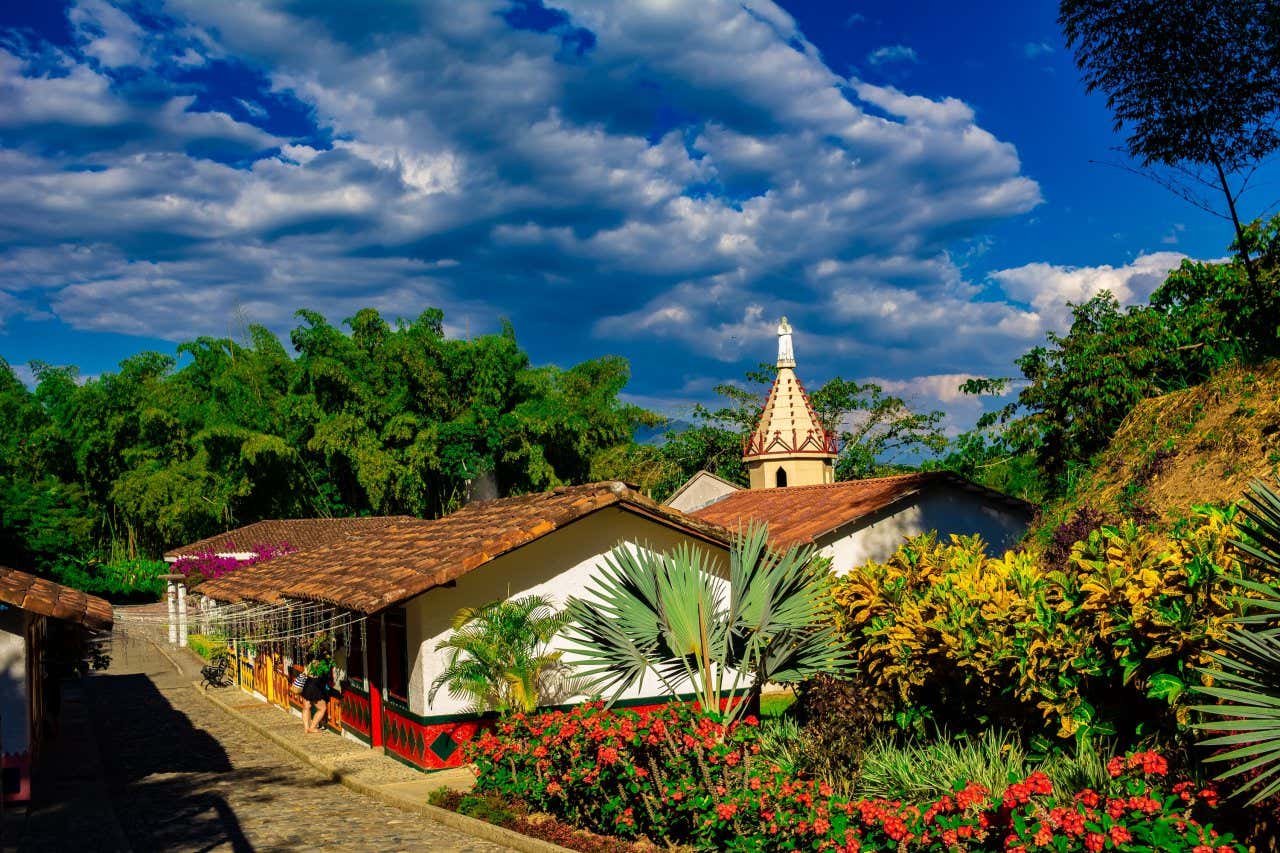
[1036,360,1280,535]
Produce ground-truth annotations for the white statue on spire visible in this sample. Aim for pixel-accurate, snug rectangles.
[776,316,796,368]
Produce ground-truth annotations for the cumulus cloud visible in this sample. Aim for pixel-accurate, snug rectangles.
[0,0,1126,438]
[988,251,1187,332]
[867,45,919,66]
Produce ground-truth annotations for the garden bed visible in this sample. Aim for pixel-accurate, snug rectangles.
[464,702,1246,852]
[428,788,677,853]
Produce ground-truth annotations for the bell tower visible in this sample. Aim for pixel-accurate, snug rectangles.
[742,318,837,489]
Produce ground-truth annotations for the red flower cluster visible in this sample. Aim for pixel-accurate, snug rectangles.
[469,704,1244,853]
[1108,750,1168,778]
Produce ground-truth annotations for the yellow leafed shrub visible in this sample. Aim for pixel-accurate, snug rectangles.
[829,506,1249,741]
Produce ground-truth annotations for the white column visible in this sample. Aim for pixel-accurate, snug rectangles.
[166,580,178,645]
[177,582,188,645]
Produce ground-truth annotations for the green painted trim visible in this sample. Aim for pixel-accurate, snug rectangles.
[384,696,498,726]
[383,744,433,772]
[342,679,369,698]
[343,723,372,745]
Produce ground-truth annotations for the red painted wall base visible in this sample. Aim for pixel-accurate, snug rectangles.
[2,751,32,802]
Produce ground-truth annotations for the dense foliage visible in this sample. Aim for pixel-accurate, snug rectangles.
[470,703,1242,852]
[828,508,1251,743]
[0,308,653,569]
[45,556,170,601]
[1195,480,1280,804]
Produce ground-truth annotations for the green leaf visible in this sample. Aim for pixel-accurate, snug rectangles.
[1146,673,1185,704]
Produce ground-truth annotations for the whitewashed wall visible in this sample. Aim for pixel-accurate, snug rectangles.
[665,473,741,513]
[818,485,1031,575]
[0,610,29,756]
[403,507,730,716]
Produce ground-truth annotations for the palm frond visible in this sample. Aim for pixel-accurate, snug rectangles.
[1195,479,1280,804]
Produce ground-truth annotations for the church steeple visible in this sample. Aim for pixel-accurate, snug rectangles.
[742,319,837,489]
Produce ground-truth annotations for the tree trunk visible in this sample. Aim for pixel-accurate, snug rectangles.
[1210,151,1260,294]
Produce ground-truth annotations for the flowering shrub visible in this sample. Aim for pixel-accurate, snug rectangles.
[470,704,1243,852]
[829,507,1249,740]
[172,541,294,580]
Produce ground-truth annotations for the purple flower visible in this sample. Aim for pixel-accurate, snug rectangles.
[173,541,296,579]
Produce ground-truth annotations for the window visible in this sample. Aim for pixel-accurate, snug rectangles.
[775,467,788,487]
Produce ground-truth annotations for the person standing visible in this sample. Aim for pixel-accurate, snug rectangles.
[302,654,332,733]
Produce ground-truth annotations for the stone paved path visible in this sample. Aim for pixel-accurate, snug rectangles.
[5,635,509,853]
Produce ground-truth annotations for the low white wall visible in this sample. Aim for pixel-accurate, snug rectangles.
[403,507,730,716]
[0,610,28,755]
[818,485,1030,575]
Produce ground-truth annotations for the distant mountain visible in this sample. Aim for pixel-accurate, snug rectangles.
[634,419,695,446]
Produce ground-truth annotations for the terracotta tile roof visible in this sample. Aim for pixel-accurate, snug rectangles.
[691,472,1035,548]
[164,516,415,559]
[198,482,731,613]
[0,566,113,631]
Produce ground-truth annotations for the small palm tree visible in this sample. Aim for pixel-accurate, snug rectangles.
[1195,478,1280,803]
[429,595,570,715]
[564,522,852,729]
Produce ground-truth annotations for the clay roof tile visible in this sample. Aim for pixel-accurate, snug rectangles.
[199,482,731,613]
[692,472,1033,547]
[0,566,113,631]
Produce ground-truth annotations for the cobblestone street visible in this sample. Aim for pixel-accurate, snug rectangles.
[4,635,509,853]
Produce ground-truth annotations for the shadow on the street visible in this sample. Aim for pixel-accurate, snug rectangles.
[87,670,295,852]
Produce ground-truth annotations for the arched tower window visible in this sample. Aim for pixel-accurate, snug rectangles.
[775,467,788,488]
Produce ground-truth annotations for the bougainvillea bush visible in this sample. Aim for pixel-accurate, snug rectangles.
[829,507,1252,741]
[172,541,294,581]
[469,703,1242,852]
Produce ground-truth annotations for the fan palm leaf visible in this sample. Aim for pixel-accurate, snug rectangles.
[565,521,853,728]
[1194,479,1280,804]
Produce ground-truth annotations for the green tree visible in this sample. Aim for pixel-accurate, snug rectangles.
[963,218,1280,488]
[0,308,656,575]
[1060,0,1280,290]
[428,595,571,714]
[809,378,946,480]
[564,523,852,729]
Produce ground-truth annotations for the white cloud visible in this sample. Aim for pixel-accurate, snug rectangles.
[0,0,1065,428]
[69,0,148,68]
[1023,41,1054,60]
[988,251,1187,331]
[867,45,919,66]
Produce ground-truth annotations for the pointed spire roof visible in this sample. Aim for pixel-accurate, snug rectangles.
[743,319,837,461]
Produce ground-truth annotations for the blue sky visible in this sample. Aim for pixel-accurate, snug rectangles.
[1,0,1274,431]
